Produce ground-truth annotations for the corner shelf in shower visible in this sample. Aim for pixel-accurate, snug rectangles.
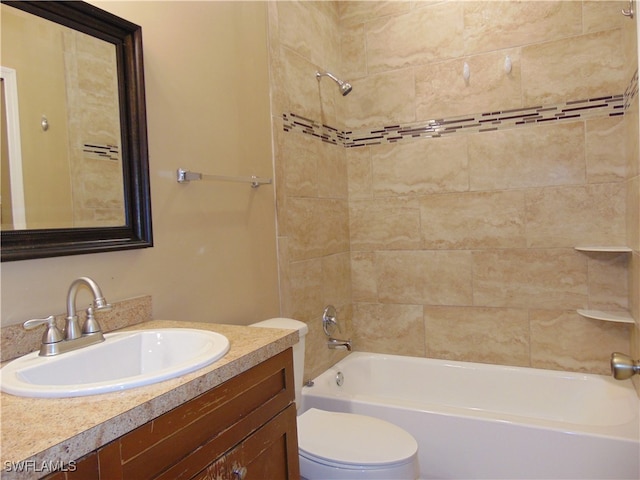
[576,309,634,324]
[573,246,634,324]
[574,246,632,253]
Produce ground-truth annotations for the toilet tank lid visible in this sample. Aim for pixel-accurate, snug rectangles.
[251,318,309,337]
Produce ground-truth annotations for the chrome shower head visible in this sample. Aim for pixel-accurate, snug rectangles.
[316,71,352,96]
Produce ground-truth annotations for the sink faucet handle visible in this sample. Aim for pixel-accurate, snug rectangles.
[23,316,64,344]
[82,307,103,335]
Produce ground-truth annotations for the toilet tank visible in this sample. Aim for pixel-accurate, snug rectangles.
[250,318,308,409]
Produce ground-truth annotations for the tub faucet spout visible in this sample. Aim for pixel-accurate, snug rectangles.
[328,337,352,351]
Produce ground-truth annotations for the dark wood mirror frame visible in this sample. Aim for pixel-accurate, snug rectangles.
[1,1,153,262]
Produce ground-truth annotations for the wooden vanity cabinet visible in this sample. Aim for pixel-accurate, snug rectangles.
[44,349,300,480]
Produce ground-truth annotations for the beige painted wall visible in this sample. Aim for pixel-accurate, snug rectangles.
[1,5,73,229]
[1,2,280,328]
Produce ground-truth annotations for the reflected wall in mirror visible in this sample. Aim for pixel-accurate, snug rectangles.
[2,5,124,230]
[0,1,152,261]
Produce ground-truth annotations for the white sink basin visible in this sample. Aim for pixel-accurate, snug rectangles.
[1,328,230,398]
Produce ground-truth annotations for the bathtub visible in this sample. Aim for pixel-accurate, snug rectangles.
[301,352,640,480]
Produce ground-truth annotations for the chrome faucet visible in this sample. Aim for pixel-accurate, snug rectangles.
[327,337,352,351]
[24,277,111,356]
[65,276,111,339]
[322,305,352,352]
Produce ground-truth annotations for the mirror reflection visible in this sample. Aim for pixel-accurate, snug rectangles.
[1,4,125,231]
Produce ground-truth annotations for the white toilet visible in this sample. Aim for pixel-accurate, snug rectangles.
[251,318,419,480]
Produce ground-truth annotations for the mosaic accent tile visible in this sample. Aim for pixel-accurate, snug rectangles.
[282,113,345,146]
[282,70,638,149]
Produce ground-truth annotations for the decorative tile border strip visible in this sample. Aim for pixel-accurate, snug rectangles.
[283,69,638,149]
[344,94,624,148]
[83,143,120,161]
[282,113,346,146]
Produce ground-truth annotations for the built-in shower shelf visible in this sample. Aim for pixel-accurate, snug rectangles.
[574,246,632,253]
[576,309,634,324]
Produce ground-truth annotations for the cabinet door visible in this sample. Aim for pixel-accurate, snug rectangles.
[194,404,300,480]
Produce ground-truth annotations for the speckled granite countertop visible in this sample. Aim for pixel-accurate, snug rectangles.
[0,320,297,480]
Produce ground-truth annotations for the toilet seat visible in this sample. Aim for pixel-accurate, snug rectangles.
[297,408,418,469]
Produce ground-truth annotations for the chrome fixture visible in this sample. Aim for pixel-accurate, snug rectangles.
[328,337,352,351]
[622,0,634,18]
[24,277,111,356]
[176,168,272,188]
[322,305,352,351]
[611,352,640,380]
[316,71,352,96]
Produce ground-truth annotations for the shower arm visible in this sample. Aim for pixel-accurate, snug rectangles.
[316,71,340,83]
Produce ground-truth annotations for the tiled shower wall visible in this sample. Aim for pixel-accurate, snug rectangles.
[269,2,352,381]
[269,1,640,381]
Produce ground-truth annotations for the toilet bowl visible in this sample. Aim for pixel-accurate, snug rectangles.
[251,318,419,480]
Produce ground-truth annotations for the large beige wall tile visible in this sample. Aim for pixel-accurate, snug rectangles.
[522,29,625,105]
[342,69,415,130]
[376,250,473,305]
[352,303,425,356]
[630,252,639,325]
[583,1,629,34]
[277,236,292,316]
[631,252,639,395]
[281,132,322,197]
[424,306,530,366]
[420,190,526,249]
[626,107,639,178]
[530,310,631,374]
[351,252,378,302]
[463,1,582,55]
[317,142,348,199]
[468,122,585,191]
[277,1,339,69]
[525,183,627,248]
[338,1,411,27]
[322,252,353,307]
[346,147,372,199]
[287,258,323,321]
[350,197,421,250]
[286,197,350,261]
[340,21,367,80]
[372,136,469,195]
[628,175,640,250]
[366,2,464,73]
[586,116,627,183]
[472,249,588,309]
[584,252,630,311]
[415,48,522,120]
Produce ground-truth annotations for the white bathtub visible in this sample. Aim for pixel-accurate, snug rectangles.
[301,352,640,480]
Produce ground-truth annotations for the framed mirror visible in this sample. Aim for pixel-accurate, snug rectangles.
[1,1,152,261]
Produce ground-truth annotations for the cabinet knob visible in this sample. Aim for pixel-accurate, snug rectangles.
[232,466,247,480]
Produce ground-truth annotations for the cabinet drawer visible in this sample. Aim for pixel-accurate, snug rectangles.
[47,348,295,480]
[191,403,300,480]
